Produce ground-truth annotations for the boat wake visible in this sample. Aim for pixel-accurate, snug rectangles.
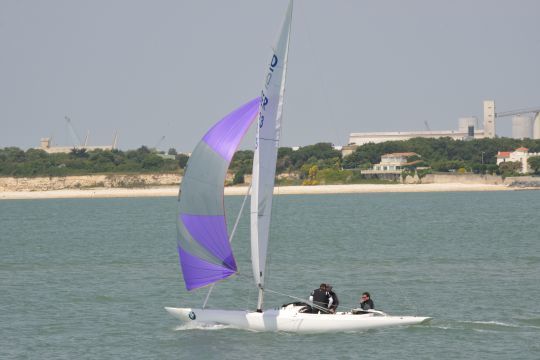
[516,317,540,328]
[173,323,235,332]
[425,319,530,332]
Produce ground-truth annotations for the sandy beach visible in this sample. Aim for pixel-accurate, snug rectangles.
[0,183,520,200]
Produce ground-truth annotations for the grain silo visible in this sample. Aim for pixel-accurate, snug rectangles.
[533,112,540,139]
[512,115,532,139]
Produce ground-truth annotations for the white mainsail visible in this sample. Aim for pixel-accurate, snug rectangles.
[251,0,293,311]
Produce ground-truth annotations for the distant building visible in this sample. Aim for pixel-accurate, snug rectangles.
[361,152,421,175]
[496,147,540,174]
[348,128,485,147]
[38,137,117,154]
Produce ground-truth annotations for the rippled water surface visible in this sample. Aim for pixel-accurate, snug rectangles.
[1,191,539,359]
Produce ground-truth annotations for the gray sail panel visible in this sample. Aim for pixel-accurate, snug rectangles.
[179,141,229,216]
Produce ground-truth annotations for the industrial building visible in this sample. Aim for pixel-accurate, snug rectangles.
[37,116,118,154]
[38,136,118,154]
[345,100,540,156]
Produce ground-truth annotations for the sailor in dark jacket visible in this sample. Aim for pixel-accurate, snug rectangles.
[360,291,374,310]
[327,284,339,313]
[309,283,333,313]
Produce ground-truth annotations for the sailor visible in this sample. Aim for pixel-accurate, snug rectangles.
[309,283,333,313]
[327,284,339,313]
[359,291,374,310]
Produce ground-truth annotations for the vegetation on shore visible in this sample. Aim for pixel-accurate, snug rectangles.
[1,138,540,182]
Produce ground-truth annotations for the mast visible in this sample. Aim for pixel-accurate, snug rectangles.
[251,0,293,312]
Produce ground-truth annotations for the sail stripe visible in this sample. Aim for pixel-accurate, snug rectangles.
[178,247,236,291]
[202,98,260,162]
[181,214,237,270]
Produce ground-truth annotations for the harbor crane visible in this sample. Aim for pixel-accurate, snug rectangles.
[65,116,82,147]
[64,116,90,148]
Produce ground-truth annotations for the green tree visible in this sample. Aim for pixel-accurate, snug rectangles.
[233,169,245,184]
[527,156,540,174]
[177,154,189,169]
[498,161,521,177]
[70,148,89,158]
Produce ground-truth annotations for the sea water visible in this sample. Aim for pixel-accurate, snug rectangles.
[1,191,539,359]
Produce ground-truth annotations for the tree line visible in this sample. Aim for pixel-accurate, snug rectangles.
[0,146,185,177]
[2,137,540,179]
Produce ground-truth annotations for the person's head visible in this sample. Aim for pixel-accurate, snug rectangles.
[361,292,370,301]
[319,283,326,290]
[326,284,333,291]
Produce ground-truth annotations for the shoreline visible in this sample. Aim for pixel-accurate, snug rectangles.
[0,183,529,200]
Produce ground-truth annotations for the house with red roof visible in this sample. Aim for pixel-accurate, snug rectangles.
[496,147,540,173]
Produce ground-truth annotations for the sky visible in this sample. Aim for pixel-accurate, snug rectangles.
[1,0,539,152]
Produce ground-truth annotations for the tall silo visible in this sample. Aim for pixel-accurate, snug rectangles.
[483,100,496,138]
[512,115,532,139]
[533,112,540,139]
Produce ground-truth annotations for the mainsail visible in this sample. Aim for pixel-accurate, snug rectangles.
[250,1,293,311]
[177,98,260,291]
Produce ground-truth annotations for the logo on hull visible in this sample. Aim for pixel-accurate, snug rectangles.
[188,311,196,320]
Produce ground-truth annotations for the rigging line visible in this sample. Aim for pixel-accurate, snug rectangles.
[234,273,361,312]
[264,287,331,314]
[202,184,252,309]
[265,286,374,313]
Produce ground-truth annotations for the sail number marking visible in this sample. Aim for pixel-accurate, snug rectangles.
[259,54,278,129]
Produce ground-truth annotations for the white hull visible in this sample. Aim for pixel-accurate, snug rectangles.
[165,305,431,333]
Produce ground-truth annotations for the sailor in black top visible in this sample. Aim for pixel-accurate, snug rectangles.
[309,283,333,313]
[327,284,339,313]
[360,291,374,310]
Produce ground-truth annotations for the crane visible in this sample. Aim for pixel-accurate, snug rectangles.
[65,116,83,148]
[154,135,166,150]
[495,106,540,118]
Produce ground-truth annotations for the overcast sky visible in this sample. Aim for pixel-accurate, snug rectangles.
[1,0,539,152]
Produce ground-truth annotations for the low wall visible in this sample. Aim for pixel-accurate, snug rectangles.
[504,176,540,187]
[0,173,181,192]
[421,173,504,185]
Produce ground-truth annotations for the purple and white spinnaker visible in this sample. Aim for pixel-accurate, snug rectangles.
[177,98,259,290]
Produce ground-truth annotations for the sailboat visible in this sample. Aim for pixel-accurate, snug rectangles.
[165,1,431,333]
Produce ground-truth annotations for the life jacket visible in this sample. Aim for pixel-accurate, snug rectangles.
[312,288,329,307]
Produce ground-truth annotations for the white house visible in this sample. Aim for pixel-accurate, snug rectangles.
[496,147,540,174]
[361,152,420,174]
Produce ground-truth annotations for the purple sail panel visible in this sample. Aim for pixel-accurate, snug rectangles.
[181,214,237,270]
[178,247,236,291]
[202,97,260,162]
